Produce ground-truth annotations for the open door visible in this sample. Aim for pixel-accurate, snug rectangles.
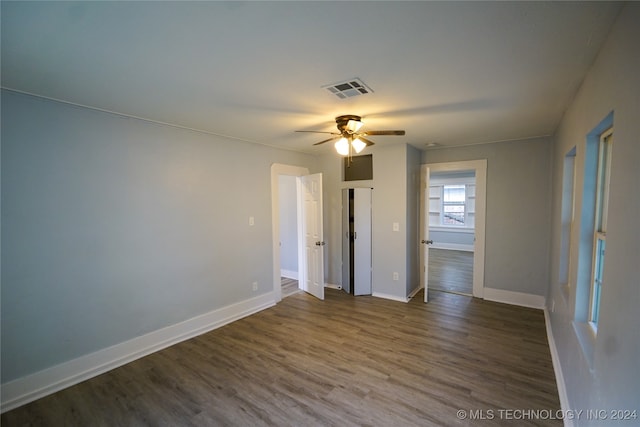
[298,173,325,300]
[353,188,372,296]
[341,189,351,294]
[420,166,433,302]
[342,188,372,296]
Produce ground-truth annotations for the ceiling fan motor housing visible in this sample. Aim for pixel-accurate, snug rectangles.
[336,115,362,133]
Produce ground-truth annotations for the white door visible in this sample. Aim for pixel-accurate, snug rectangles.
[298,173,324,300]
[420,167,432,302]
[354,188,372,296]
[341,189,351,294]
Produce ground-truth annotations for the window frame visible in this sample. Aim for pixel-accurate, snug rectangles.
[441,184,467,226]
[588,128,613,332]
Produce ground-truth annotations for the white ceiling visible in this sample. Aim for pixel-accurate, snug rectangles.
[1,1,622,154]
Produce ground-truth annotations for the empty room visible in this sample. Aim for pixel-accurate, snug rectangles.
[1,2,639,426]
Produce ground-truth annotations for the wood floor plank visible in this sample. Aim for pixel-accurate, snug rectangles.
[429,249,474,294]
[2,289,561,426]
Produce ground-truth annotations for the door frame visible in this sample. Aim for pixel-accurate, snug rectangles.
[420,159,487,299]
[271,164,310,302]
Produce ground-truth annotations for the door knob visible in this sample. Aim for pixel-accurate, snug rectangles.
[421,239,433,245]
[315,241,326,246]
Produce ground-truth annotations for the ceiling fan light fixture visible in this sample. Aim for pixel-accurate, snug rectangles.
[345,119,363,133]
[352,137,366,153]
[298,113,403,154]
[335,138,349,156]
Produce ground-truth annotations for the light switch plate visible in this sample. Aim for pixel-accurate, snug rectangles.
[393,222,399,231]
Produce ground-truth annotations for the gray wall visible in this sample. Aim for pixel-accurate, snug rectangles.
[547,4,640,417]
[429,229,475,248]
[406,144,422,295]
[422,136,552,296]
[370,144,408,299]
[320,143,418,300]
[1,90,316,382]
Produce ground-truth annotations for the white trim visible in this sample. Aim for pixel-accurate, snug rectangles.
[1,292,275,413]
[271,164,310,303]
[407,286,422,300]
[430,243,474,252]
[372,292,409,303]
[280,269,298,280]
[483,287,545,309]
[544,309,573,427]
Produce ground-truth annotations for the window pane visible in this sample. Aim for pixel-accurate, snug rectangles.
[444,185,465,202]
[589,131,612,332]
[590,237,605,327]
[596,135,612,232]
[442,185,466,225]
[443,206,465,225]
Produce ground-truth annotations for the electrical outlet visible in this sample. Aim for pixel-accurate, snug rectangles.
[393,222,400,232]
[252,281,258,291]
[393,272,399,281]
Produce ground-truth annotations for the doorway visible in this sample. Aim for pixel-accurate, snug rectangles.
[341,188,372,296]
[271,164,309,302]
[278,175,301,298]
[271,164,325,302]
[420,160,486,302]
[427,170,476,295]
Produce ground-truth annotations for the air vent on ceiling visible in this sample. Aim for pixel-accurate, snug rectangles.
[323,78,373,99]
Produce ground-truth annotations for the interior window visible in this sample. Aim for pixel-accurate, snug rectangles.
[442,185,466,225]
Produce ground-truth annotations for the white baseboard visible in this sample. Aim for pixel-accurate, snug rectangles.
[281,269,298,280]
[1,292,276,413]
[544,309,572,427]
[372,292,409,303]
[483,287,545,309]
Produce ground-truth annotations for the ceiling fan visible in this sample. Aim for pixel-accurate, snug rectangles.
[296,115,405,155]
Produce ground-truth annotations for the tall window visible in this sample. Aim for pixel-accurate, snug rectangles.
[559,147,577,287]
[442,185,466,225]
[589,129,613,330]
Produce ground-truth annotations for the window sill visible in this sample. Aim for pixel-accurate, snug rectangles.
[573,320,596,373]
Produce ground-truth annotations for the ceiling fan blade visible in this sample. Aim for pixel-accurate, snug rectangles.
[358,136,375,146]
[362,130,406,136]
[313,136,339,146]
[295,130,340,135]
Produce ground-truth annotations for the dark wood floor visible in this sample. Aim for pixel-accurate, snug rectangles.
[429,249,474,295]
[2,289,560,426]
